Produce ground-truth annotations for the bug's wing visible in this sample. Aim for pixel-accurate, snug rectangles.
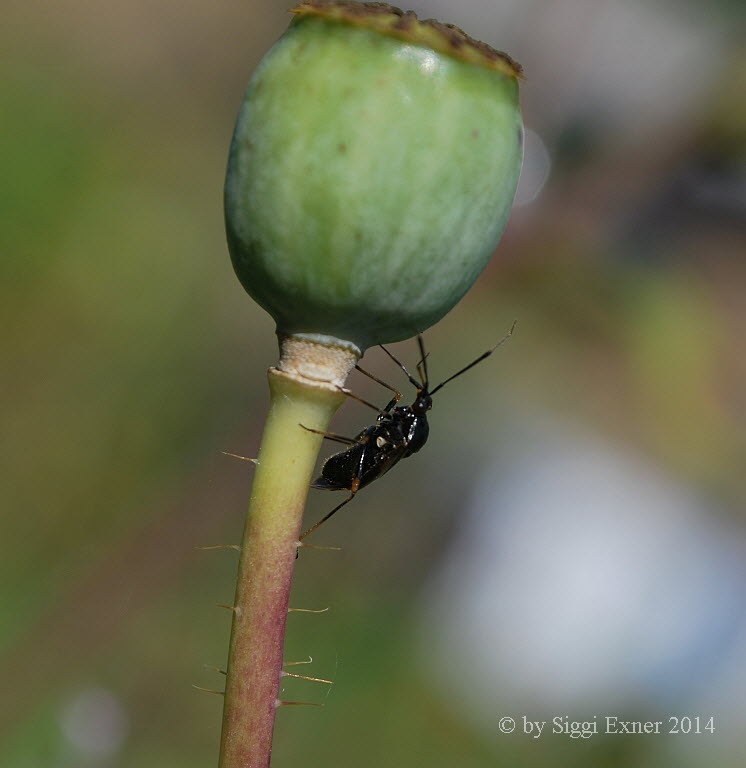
[311,474,346,490]
[357,442,407,490]
[311,445,363,491]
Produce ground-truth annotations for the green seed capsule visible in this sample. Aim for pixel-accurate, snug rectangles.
[225,1,523,353]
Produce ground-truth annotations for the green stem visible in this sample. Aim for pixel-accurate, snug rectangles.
[218,367,344,768]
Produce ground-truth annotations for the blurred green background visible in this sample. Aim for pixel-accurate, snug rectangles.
[2,1,745,766]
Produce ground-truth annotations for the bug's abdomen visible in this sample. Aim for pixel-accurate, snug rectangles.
[311,446,363,491]
[311,422,406,492]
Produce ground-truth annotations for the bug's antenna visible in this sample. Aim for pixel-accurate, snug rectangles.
[429,321,516,396]
[416,334,429,390]
[379,344,421,389]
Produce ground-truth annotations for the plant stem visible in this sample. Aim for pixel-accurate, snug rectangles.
[218,361,347,768]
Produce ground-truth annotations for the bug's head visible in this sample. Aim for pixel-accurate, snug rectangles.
[413,391,433,414]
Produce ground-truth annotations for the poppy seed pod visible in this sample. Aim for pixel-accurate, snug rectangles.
[225,1,523,354]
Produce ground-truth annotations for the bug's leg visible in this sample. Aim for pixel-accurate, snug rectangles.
[298,424,357,446]
[336,386,387,416]
[299,441,367,541]
[416,335,430,389]
[298,492,356,541]
[379,344,422,389]
[416,358,428,389]
[355,365,401,411]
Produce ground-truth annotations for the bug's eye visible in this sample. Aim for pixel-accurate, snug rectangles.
[415,395,432,413]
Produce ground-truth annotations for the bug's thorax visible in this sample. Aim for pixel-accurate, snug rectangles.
[378,390,432,454]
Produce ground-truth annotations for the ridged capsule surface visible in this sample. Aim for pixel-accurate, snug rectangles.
[225,3,523,351]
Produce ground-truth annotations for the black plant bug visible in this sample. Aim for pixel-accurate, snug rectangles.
[299,322,516,542]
